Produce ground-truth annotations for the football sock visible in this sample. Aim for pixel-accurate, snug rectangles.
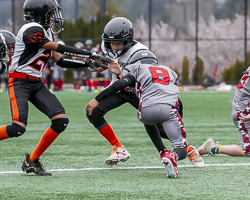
[0,125,9,140]
[159,148,167,155]
[187,145,194,153]
[29,127,59,161]
[173,152,180,161]
[211,145,221,154]
[99,124,122,147]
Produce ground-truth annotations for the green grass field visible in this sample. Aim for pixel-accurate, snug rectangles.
[0,89,249,199]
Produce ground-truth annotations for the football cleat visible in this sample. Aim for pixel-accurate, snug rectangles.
[161,150,179,178]
[187,146,205,167]
[197,138,220,156]
[21,153,52,176]
[105,145,130,166]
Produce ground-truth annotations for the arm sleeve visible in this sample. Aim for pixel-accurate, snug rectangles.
[95,74,136,102]
[57,57,89,68]
[23,26,51,49]
[56,44,92,58]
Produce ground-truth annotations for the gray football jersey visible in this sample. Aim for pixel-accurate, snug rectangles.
[232,66,250,112]
[9,22,53,77]
[101,41,148,84]
[122,64,180,108]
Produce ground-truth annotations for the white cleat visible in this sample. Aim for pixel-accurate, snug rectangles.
[198,138,219,156]
[105,145,130,166]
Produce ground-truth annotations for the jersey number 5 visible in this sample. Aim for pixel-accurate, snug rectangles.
[29,51,51,72]
[149,67,170,85]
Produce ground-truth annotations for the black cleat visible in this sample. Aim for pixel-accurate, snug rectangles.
[21,153,52,176]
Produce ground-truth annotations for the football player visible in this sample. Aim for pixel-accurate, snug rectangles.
[0,0,110,176]
[86,50,188,178]
[86,17,148,165]
[198,67,250,157]
[86,17,204,167]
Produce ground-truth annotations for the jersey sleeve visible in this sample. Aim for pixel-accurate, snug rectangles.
[23,26,51,49]
[95,74,136,102]
[170,70,179,86]
[237,67,250,95]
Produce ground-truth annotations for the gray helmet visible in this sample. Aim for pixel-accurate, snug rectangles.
[128,50,158,65]
[85,39,93,46]
[74,42,84,49]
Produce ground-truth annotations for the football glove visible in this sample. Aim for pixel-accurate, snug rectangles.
[91,52,112,64]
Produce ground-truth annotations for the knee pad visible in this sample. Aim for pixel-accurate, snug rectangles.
[51,118,69,134]
[6,123,26,138]
[173,148,187,160]
[86,108,106,128]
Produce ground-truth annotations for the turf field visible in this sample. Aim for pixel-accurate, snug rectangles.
[0,89,249,199]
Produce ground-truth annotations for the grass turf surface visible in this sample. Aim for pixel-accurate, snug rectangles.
[0,90,250,199]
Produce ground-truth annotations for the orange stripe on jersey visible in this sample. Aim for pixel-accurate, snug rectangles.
[8,78,19,122]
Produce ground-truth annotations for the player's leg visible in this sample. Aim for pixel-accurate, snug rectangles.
[73,69,78,92]
[22,83,69,175]
[198,110,249,157]
[140,104,186,178]
[86,92,130,165]
[0,78,28,141]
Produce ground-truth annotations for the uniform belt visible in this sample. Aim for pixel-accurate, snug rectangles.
[8,72,40,80]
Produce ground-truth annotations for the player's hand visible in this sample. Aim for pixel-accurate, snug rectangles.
[87,61,109,71]
[108,60,121,75]
[88,66,106,72]
[85,99,99,115]
[239,113,250,122]
[91,52,112,64]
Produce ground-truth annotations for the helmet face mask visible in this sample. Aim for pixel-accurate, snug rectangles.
[0,30,16,58]
[102,17,134,59]
[104,39,131,59]
[0,33,9,62]
[48,6,65,34]
[23,0,65,34]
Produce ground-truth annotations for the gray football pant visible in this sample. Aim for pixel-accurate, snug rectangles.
[139,104,187,149]
[232,108,250,156]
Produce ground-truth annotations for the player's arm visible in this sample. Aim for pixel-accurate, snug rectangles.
[85,74,136,115]
[42,41,112,64]
[51,51,102,70]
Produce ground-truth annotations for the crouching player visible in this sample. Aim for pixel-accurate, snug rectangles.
[86,50,192,178]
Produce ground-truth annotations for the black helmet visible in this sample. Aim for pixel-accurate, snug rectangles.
[0,33,8,62]
[102,17,134,58]
[128,50,158,65]
[0,30,16,57]
[74,42,84,49]
[23,0,65,34]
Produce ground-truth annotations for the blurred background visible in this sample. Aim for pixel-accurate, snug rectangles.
[0,0,249,85]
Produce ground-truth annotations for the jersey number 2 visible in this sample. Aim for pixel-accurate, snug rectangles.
[149,67,170,85]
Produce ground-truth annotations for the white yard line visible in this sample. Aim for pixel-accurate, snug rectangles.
[1,162,250,174]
